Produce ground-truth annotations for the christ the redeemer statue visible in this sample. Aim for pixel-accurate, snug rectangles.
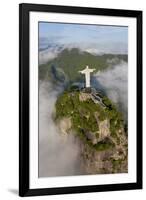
[79,65,95,88]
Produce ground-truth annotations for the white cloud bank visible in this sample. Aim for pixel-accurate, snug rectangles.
[39,41,127,65]
[95,61,128,119]
[39,81,83,177]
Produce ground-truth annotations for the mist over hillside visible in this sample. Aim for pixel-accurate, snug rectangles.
[39,47,128,115]
[39,47,127,80]
[95,61,128,120]
[39,82,83,177]
[39,42,128,65]
[38,47,128,177]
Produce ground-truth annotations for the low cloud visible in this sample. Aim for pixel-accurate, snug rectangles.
[95,61,128,120]
[39,47,60,65]
[39,40,128,65]
[39,81,83,177]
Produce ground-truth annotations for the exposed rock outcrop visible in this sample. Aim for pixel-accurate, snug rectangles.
[55,89,128,174]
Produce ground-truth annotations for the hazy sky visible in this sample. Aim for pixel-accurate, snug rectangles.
[39,22,128,54]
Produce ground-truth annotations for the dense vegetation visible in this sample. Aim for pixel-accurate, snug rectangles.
[39,48,128,82]
[55,89,124,151]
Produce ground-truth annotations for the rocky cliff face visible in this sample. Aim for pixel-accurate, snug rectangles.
[55,88,128,174]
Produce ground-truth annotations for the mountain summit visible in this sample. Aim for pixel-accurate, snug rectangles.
[55,87,128,174]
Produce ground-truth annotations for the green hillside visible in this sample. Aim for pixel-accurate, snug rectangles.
[55,90,124,142]
[39,48,127,82]
[54,89,128,173]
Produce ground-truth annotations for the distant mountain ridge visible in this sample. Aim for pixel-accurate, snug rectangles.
[39,48,128,85]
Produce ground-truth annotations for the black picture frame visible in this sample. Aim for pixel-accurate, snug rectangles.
[19,3,143,197]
